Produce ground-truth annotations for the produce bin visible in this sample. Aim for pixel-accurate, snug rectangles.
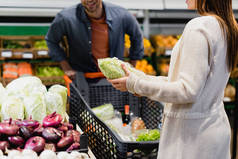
[69,72,163,159]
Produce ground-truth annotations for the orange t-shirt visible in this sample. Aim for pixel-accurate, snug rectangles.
[90,14,109,66]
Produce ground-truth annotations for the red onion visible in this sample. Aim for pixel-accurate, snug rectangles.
[43,112,63,128]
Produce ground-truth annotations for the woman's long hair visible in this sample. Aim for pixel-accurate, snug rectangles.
[197,0,238,71]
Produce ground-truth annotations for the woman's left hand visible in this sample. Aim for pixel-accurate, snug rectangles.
[108,64,130,92]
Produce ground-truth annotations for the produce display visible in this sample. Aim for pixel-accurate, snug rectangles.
[3,62,33,79]
[3,40,30,49]
[0,113,88,158]
[35,66,65,84]
[0,76,67,122]
[124,34,155,57]
[135,59,156,75]
[33,40,48,50]
[35,66,64,77]
[0,149,89,159]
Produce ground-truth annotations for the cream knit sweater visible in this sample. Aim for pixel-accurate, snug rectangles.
[127,16,231,159]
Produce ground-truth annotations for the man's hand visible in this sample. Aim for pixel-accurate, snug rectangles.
[60,60,76,80]
[65,70,76,80]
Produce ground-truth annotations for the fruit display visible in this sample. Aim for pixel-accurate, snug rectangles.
[33,40,48,50]
[151,35,180,56]
[124,34,155,57]
[135,59,156,75]
[0,112,82,155]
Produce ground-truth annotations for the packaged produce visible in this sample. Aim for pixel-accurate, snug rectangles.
[3,63,18,79]
[98,57,146,79]
[131,117,146,133]
[17,62,33,77]
[92,103,114,121]
[136,129,160,141]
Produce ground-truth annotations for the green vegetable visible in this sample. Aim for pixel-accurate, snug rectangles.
[36,66,64,77]
[45,92,64,117]
[98,57,147,79]
[136,129,160,141]
[1,96,25,121]
[23,92,47,123]
[92,103,114,121]
[34,40,48,49]
[48,85,67,119]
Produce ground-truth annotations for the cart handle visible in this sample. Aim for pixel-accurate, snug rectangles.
[64,72,105,96]
[84,72,105,78]
[64,75,72,96]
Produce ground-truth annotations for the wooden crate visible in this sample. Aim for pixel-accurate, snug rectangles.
[33,62,65,86]
[31,36,50,59]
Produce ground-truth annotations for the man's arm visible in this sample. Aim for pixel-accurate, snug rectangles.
[123,11,144,61]
[45,13,76,80]
[60,60,76,80]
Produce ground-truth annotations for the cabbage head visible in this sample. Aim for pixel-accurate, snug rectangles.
[45,92,64,117]
[1,96,25,121]
[23,92,46,122]
[48,85,67,115]
[6,76,47,98]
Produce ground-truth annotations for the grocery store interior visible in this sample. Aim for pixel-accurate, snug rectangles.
[0,0,237,158]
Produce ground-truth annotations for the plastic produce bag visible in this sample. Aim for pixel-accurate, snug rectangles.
[23,92,47,122]
[92,103,114,121]
[45,92,64,117]
[1,96,25,120]
[48,85,67,113]
[98,57,146,79]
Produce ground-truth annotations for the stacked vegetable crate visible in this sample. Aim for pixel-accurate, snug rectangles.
[69,72,163,159]
[33,62,65,86]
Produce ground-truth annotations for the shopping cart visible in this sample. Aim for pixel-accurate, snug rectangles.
[68,72,163,159]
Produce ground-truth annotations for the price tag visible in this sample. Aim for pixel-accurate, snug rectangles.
[165,49,172,56]
[1,51,12,57]
[22,53,33,59]
[37,50,48,56]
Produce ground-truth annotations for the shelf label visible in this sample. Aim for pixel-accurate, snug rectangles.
[37,51,48,56]
[22,53,33,59]
[1,51,12,57]
[165,49,172,56]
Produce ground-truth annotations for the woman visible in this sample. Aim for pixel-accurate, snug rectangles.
[108,0,238,158]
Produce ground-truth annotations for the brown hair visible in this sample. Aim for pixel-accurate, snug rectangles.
[197,0,238,71]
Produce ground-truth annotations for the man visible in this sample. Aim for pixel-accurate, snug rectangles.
[46,0,144,80]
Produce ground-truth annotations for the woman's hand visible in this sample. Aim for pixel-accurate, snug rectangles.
[108,64,130,92]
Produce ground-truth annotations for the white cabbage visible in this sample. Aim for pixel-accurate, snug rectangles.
[23,92,46,122]
[45,92,64,116]
[1,96,25,120]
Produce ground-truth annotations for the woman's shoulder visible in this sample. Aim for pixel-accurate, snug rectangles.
[183,16,222,40]
[185,16,220,31]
